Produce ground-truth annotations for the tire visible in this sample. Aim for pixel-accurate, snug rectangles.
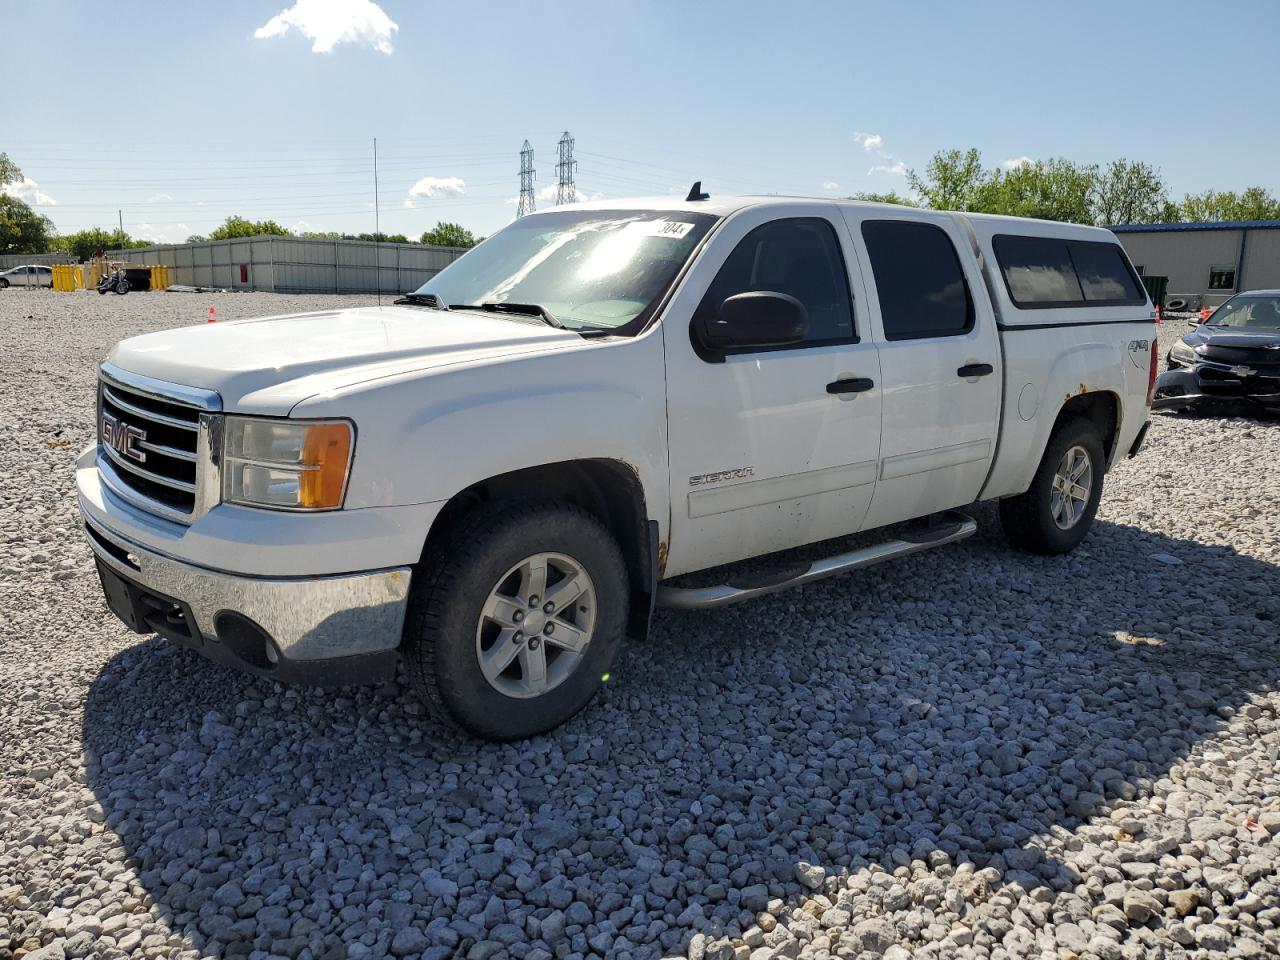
[113,279,130,295]
[98,284,108,295]
[0,278,8,289]
[403,500,628,741]
[999,417,1105,555]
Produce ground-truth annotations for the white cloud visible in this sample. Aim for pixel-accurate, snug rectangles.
[869,161,907,177]
[254,0,398,55]
[821,180,840,191]
[853,131,883,152]
[7,177,56,206]
[133,222,191,245]
[147,192,173,203]
[537,184,560,201]
[408,175,465,201]
[1002,155,1034,170]
[291,219,311,232]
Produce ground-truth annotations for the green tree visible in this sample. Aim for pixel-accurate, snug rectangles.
[348,231,411,243]
[0,194,54,254]
[298,231,342,240]
[981,158,1098,224]
[906,148,993,212]
[1090,159,1169,225]
[206,215,292,241]
[186,235,208,243]
[0,152,21,189]
[848,191,919,207]
[420,222,479,248]
[49,228,149,260]
[1177,187,1280,222]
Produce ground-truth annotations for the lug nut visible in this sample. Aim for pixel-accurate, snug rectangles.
[512,610,524,623]
[513,631,524,644]
[543,601,554,613]
[528,595,539,607]
[528,637,541,650]
[544,623,554,635]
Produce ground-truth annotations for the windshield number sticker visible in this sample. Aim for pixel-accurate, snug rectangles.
[644,221,694,239]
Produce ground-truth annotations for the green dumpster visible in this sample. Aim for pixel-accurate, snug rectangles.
[1141,275,1168,309]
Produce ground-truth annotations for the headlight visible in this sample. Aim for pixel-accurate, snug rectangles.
[1169,341,1197,364]
[222,417,353,510]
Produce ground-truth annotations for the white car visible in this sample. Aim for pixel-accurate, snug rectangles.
[77,193,1156,739]
[0,264,54,288]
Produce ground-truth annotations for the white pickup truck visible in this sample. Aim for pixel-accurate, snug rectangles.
[78,193,1157,739]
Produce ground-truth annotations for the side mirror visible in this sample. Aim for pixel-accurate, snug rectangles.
[696,291,808,351]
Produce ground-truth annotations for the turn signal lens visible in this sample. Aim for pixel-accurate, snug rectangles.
[299,422,352,509]
[223,417,354,510]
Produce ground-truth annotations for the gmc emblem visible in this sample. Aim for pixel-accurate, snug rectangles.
[101,411,147,463]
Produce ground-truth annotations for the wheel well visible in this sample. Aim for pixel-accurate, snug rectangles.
[421,459,655,639]
[1053,391,1119,465]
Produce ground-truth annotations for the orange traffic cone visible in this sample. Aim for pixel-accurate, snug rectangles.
[1154,304,1162,325]
[1199,306,1211,323]
[208,306,216,324]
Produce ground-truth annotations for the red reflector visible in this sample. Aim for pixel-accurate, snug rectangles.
[1146,337,1158,407]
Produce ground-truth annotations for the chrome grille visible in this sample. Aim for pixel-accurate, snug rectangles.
[96,363,222,523]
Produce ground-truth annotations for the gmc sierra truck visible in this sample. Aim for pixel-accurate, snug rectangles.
[78,193,1156,740]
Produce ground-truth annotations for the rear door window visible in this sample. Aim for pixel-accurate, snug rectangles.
[993,235,1146,308]
[861,220,974,340]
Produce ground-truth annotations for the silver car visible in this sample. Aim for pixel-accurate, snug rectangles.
[0,264,54,288]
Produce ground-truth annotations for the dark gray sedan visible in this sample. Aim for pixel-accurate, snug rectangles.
[1155,289,1280,413]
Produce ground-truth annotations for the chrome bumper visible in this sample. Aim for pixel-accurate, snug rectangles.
[82,510,411,684]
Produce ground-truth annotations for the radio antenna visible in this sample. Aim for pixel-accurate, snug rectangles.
[373,136,382,306]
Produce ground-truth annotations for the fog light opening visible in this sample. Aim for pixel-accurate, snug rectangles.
[213,612,280,672]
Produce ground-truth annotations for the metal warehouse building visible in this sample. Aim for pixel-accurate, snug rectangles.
[106,235,468,295]
[1111,220,1280,311]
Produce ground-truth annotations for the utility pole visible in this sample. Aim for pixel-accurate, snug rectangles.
[517,140,536,218]
[117,209,124,251]
[555,131,577,206]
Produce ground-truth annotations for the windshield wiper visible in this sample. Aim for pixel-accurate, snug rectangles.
[452,301,565,329]
[392,292,449,310]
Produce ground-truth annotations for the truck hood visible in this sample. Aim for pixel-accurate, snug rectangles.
[107,305,584,413]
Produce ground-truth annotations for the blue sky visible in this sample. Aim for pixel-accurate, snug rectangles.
[5,0,1279,243]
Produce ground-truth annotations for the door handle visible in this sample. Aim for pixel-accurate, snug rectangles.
[957,363,994,378]
[827,377,875,395]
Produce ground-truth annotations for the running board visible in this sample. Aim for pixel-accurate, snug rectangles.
[656,512,978,610]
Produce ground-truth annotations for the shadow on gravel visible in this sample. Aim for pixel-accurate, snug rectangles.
[83,509,1280,959]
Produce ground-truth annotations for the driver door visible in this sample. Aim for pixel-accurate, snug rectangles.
[662,204,883,577]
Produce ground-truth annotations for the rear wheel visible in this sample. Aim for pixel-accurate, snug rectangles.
[0,278,8,289]
[403,501,628,740]
[1000,418,1105,555]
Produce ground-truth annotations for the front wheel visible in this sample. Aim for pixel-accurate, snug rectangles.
[999,418,1105,555]
[113,279,130,295]
[403,501,628,740]
[0,278,9,289]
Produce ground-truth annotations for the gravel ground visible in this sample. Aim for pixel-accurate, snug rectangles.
[1,289,1278,960]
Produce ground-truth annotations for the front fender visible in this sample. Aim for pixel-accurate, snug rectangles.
[290,334,670,530]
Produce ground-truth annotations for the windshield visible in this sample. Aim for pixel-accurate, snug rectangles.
[1209,295,1280,330]
[414,209,718,334]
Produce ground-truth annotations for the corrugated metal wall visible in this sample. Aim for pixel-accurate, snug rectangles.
[1241,230,1280,292]
[1115,230,1244,307]
[105,236,467,294]
[0,253,78,269]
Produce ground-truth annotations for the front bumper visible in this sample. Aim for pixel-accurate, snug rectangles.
[82,513,411,685]
[1153,365,1280,411]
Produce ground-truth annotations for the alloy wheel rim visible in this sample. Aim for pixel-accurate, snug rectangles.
[1050,444,1093,530]
[475,552,596,699]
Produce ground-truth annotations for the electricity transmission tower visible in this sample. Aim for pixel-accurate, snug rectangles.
[555,131,577,205]
[517,140,536,218]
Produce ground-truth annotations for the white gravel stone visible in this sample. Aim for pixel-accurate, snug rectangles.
[1,291,1278,960]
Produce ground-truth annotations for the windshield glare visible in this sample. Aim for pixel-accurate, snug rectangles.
[1210,296,1280,329]
[414,209,716,333]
